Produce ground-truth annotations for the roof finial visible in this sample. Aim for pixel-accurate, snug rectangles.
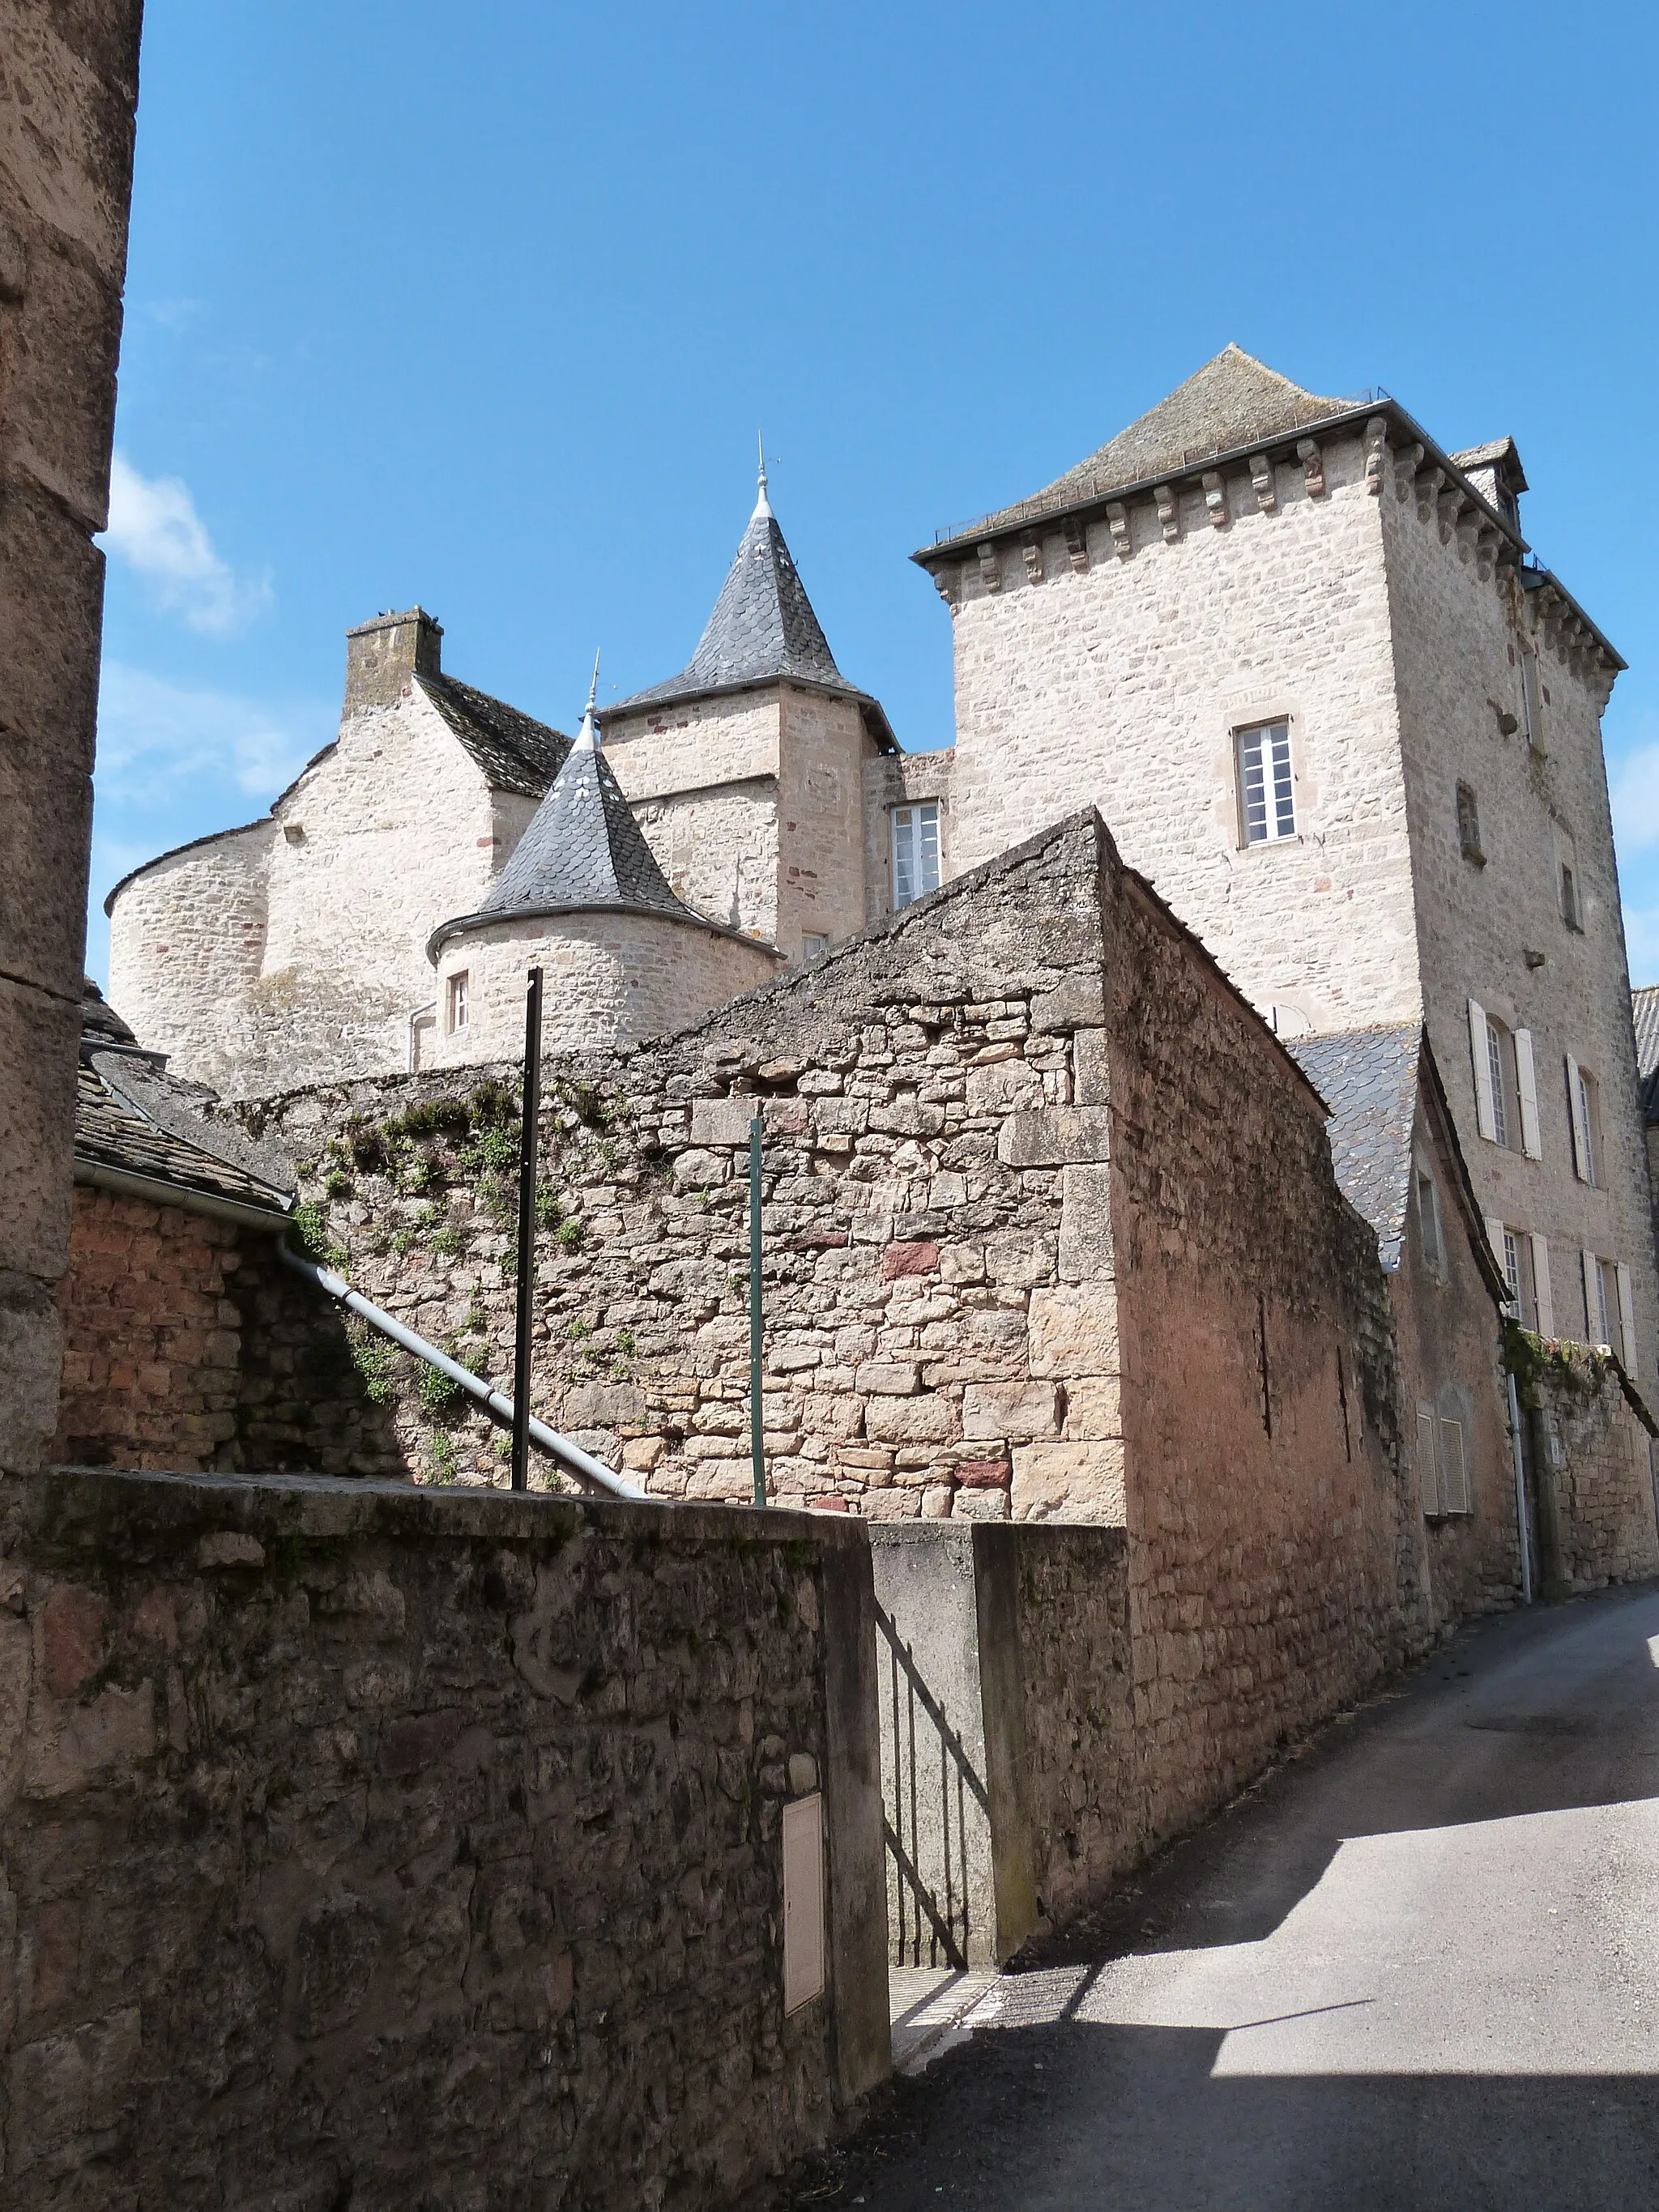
[754,431,773,519]
[577,650,601,750]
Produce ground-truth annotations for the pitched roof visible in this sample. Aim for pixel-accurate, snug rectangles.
[1287,1023,1423,1268]
[612,477,860,714]
[75,985,293,1217]
[949,346,1348,544]
[416,672,570,796]
[1632,987,1659,1123]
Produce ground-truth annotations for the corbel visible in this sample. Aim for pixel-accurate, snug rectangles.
[1455,510,1482,564]
[975,541,1002,594]
[1021,531,1045,586]
[932,564,960,610]
[1364,417,1389,495]
[1474,526,1500,581]
[1297,438,1325,497]
[1436,488,1465,545]
[1105,501,1132,560]
[1414,467,1445,523]
[1250,451,1277,513]
[1154,483,1180,543]
[1393,441,1425,499]
[1201,470,1228,528]
[1062,515,1090,573]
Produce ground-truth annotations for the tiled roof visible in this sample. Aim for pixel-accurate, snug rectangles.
[1632,987,1659,1123]
[1287,1023,1422,1269]
[416,673,570,797]
[944,346,1348,545]
[463,708,690,929]
[613,488,852,712]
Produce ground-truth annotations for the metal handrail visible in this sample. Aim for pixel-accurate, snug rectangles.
[277,1240,650,1502]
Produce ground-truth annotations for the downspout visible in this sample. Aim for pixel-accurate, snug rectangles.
[276,1242,648,1502]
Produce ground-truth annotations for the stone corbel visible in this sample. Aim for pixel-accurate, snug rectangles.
[1436,488,1465,545]
[1154,484,1180,543]
[1062,516,1090,573]
[1105,502,1132,560]
[1250,452,1277,513]
[1297,438,1325,496]
[1394,441,1425,499]
[976,542,1002,594]
[1474,526,1500,580]
[1456,510,1482,564]
[1021,532,1045,586]
[1364,417,1389,495]
[932,565,960,609]
[1201,470,1228,527]
[1414,467,1444,524]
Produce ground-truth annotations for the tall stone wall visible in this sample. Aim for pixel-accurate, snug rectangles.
[1379,474,1659,1380]
[605,690,783,942]
[775,686,874,957]
[104,820,275,1082]
[1516,1340,1659,1596]
[935,427,1419,1034]
[0,1,144,1468]
[0,1466,889,2209]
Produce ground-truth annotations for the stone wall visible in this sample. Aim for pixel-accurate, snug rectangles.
[0,1465,889,2210]
[605,689,783,941]
[776,687,874,957]
[1516,1340,1659,1596]
[863,747,957,928]
[428,910,783,1066]
[0,0,144,1468]
[53,1184,403,1477]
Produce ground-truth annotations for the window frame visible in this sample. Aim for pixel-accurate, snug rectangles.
[1456,780,1485,865]
[1235,719,1297,848]
[446,970,470,1036]
[891,800,941,911]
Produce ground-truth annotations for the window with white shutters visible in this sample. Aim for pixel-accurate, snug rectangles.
[1566,1057,1601,1187]
[1530,1234,1555,1338]
[1237,722,1295,845]
[1418,1405,1441,1516]
[1616,1263,1637,1373]
[1438,1418,1469,1513]
[1469,999,1496,1140]
[891,803,940,910]
[1514,1029,1542,1159]
[1487,1021,1511,1148]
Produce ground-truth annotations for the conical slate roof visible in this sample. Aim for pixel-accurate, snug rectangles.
[948,347,1349,543]
[476,693,687,923]
[614,468,852,711]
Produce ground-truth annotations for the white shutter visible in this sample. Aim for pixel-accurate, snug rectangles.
[1582,1247,1601,1342]
[1439,1417,1469,1513]
[1515,1029,1542,1159]
[1418,1404,1441,1516]
[1469,999,1496,1140]
[1483,1213,1506,1276]
[781,1792,825,2014]
[1617,1262,1636,1372]
[1530,1234,1554,1337]
[1566,1053,1589,1180]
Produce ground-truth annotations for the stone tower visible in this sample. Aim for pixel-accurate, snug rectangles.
[600,459,898,962]
[914,345,1653,1375]
[424,680,778,1063]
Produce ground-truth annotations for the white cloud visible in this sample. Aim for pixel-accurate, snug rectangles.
[1610,744,1659,857]
[96,661,329,803]
[99,454,271,633]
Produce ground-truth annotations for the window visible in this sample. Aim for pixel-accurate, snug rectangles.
[1438,1418,1470,1514]
[800,932,830,961]
[1519,639,1546,752]
[1567,1056,1601,1187]
[1584,1255,1639,1370]
[1417,1168,1444,1276]
[1553,818,1582,931]
[1418,1404,1471,1518]
[1495,1224,1537,1328]
[1559,862,1582,931]
[1469,1002,1541,1156]
[1237,721,1295,845]
[1486,1020,1512,1149]
[891,803,940,910]
[446,970,470,1035]
[1456,781,1484,864]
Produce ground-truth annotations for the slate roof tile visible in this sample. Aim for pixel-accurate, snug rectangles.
[1287,1023,1423,1269]
[416,673,570,796]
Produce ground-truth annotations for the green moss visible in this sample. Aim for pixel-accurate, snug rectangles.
[430,1225,466,1259]
[534,1183,563,1231]
[291,1201,348,1272]
[1505,1320,1610,1410]
[556,1217,585,1252]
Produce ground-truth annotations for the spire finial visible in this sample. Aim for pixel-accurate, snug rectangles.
[577,650,601,750]
[754,432,773,519]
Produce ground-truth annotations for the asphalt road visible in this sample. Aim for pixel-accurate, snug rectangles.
[813,1583,1659,2212]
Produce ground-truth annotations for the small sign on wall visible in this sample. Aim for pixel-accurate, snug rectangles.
[782,1792,825,2015]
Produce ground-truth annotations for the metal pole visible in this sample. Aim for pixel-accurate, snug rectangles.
[511,967,544,1493]
[749,1112,766,1507]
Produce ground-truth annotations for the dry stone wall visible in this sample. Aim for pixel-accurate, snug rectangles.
[0,1465,888,2210]
[1516,1340,1659,1595]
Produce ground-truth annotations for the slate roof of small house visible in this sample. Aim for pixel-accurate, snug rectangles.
[1287,1023,1423,1270]
[416,673,570,797]
[472,711,690,924]
[1631,985,1659,1123]
[943,346,1349,545]
[75,985,293,1216]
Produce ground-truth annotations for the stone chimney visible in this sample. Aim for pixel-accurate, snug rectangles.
[343,607,443,712]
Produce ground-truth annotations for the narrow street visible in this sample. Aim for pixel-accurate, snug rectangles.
[818,1584,1659,2211]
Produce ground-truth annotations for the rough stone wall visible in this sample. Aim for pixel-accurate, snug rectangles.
[1101,869,1431,1850]
[0,1466,889,2210]
[864,747,957,928]
[936,428,1420,1033]
[1519,1345,1659,1595]
[1379,479,1659,1381]
[429,911,781,1065]
[52,1184,402,1477]
[0,0,143,1468]
[104,820,275,1083]
[605,690,783,941]
[1390,1090,1520,1626]
[776,687,874,957]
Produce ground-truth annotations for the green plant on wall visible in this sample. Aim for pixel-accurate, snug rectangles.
[428,1430,460,1485]
[1505,1321,1612,1410]
[347,1322,401,1406]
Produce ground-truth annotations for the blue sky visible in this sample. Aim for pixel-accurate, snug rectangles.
[94,0,1659,982]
